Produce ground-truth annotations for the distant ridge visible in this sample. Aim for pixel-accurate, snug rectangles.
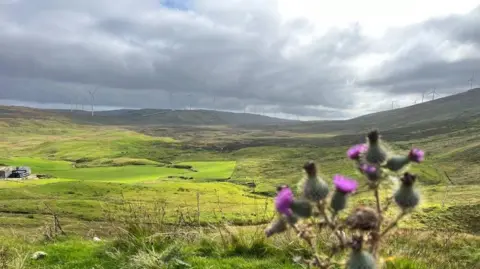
[41,108,296,126]
[1,88,478,129]
[276,88,480,133]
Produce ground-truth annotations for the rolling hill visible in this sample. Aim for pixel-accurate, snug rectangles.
[51,108,296,126]
[0,106,295,126]
[1,89,480,269]
[1,88,479,129]
[276,87,480,133]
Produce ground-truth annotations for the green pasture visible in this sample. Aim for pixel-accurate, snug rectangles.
[0,157,236,183]
[0,115,479,268]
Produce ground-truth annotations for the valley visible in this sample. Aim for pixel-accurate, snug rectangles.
[0,90,479,268]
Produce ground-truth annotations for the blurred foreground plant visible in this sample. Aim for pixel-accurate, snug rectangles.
[265,130,425,269]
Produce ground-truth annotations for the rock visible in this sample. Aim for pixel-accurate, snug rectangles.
[31,251,47,260]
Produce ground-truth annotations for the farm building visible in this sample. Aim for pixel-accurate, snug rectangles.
[0,167,13,178]
[0,166,31,179]
[10,166,31,178]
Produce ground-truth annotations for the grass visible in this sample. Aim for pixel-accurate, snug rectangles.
[2,226,478,269]
[0,180,271,225]
[0,111,479,268]
[0,158,236,183]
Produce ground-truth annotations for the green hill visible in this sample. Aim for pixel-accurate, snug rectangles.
[0,96,479,268]
[3,88,479,129]
[277,88,480,133]
[49,108,295,126]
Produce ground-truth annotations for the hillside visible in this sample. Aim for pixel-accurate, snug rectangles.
[2,88,479,129]
[0,105,294,126]
[278,88,480,133]
[0,99,479,268]
[49,108,295,126]
[350,87,480,128]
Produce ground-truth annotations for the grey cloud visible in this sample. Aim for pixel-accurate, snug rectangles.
[0,0,364,116]
[359,6,480,96]
[1,0,479,119]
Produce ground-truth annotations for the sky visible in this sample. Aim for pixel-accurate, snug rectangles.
[0,0,479,120]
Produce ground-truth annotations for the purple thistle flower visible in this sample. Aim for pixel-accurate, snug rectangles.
[347,144,368,160]
[408,148,425,163]
[275,186,294,215]
[360,164,377,174]
[333,174,358,193]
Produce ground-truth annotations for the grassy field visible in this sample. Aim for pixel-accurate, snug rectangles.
[0,109,479,268]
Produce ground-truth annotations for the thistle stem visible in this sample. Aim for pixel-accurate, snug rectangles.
[288,222,323,267]
[382,196,393,212]
[374,188,382,215]
[316,201,347,251]
[380,211,407,237]
[370,187,383,258]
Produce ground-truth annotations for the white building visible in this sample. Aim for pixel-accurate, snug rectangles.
[0,167,13,179]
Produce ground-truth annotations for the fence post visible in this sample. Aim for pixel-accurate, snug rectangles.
[442,172,454,208]
[196,192,200,227]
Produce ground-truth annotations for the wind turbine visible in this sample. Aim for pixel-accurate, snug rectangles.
[421,91,426,102]
[391,100,397,110]
[430,88,438,100]
[188,93,192,110]
[88,87,98,117]
[468,72,475,89]
[169,92,174,111]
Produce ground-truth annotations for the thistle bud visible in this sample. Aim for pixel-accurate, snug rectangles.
[265,217,287,237]
[365,130,387,165]
[285,214,299,225]
[300,161,329,202]
[346,236,377,269]
[346,250,377,269]
[345,206,379,231]
[384,155,410,172]
[359,163,381,181]
[394,172,420,210]
[330,175,358,213]
[290,199,313,218]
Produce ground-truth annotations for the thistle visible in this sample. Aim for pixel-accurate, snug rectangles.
[384,155,410,172]
[299,161,329,202]
[265,217,287,237]
[265,129,428,268]
[365,130,387,165]
[274,185,312,221]
[347,144,368,160]
[346,236,377,269]
[330,175,358,213]
[275,185,294,216]
[290,199,313,218]
[408,148,425,163]
[345,206,379,231]
[394,172,420,211]
[384,148,425,172]
[359,163,381,182]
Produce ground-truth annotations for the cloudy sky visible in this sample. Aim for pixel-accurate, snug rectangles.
[0,0,479,120]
